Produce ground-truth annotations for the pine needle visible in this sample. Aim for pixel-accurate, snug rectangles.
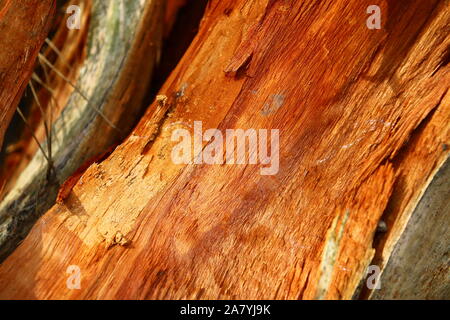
[38,53,120,131]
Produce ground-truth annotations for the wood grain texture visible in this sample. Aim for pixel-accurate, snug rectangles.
[0,0,164,261]
[0,0,448,299]
[0,0,55,149]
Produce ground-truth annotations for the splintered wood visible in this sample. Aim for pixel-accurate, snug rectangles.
[0,0,448,299]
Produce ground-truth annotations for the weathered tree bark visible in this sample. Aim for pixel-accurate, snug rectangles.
[0,0,55,149]
[0,0,448,299]
[0,0,164,261]
[368,158,450,299]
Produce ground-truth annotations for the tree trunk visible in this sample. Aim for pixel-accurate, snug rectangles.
[0,0,448,299]
[0,0,164,260]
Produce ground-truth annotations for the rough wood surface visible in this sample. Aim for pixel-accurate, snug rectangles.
[0,0,448,299]
[0,0,164,261]
[370,157,449,299]
[0,0,55,149]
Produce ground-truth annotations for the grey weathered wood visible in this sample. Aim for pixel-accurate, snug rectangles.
[370,157,450,299]
[0,0,55,150]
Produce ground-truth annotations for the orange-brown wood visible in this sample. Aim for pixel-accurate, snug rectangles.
[0,0,55,149]
[0,0,448,299]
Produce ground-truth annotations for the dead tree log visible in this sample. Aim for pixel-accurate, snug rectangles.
[0,0,164,261]
[0,0,448,299]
